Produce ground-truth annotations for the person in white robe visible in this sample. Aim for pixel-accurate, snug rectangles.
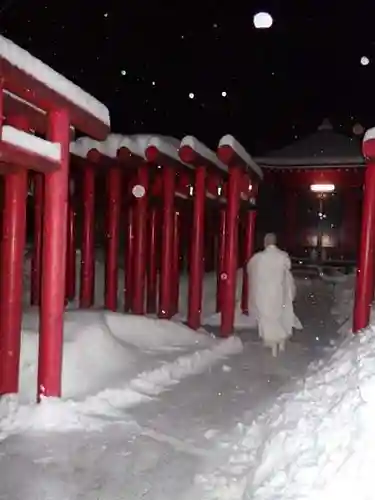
[248,233,302,356]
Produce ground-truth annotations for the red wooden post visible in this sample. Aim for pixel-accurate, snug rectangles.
[241,185,258,314]
[172,209,180,315]
[220,166,242,336]
[188,165,205,329]
[124,205,134,312]
[80,167,95,308]
[353,161,375,332]
[31,173,43,305]
[147,207,158,313]
[216,208,226,312]
[0,115,28,394]
[65,193,76,302]
[105,168,121,311]
[132,164,149,314]
[38,108,70,399]
[159,165,175,318]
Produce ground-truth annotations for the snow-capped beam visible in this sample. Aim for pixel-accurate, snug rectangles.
[145,135,188,169]
[217,135,263,179]
[0,125,61,172]
[179,136,228,172]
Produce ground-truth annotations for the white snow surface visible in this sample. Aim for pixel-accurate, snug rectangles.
[180,135,228,171]
[2,125,61,160]
[196,323,375,500]
[70,133,185,164]
[363,126,375,143]
[219,134,263,179]
[0,34,110,126]
[0,257,368,500]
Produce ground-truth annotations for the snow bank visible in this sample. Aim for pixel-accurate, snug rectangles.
[0,34,110,126]
[1,307,243,435]
[80,334,242,418]
[195,322,375,500]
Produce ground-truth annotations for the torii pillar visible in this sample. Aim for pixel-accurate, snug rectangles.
[353,130,375,332]
[217,136,262,336]
[178,139,207,330]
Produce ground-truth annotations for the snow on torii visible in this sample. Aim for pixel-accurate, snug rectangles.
[0,34,109,126]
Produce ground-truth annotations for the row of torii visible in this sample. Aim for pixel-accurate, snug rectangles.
[0,34,263,402]
[0,32,374,404]
[67,132,262,332]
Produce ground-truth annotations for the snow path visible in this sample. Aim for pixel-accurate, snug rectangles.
[0,278,341,500]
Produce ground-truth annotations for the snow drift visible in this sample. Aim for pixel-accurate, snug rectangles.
[1,308,243,434]
[195,320,375,500]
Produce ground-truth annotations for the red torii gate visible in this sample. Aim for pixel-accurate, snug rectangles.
[217,135,263,335]
[178,136,229,330]
[0,35,110,400]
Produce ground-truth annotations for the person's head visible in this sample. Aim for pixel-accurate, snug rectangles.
[264,232,277,248]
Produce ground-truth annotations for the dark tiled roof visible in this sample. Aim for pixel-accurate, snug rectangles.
[255,120,364,168]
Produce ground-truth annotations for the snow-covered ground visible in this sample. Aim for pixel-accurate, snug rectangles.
[0,259,367,500]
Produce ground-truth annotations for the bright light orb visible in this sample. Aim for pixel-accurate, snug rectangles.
[361,56,370,66]
[253,12,273,29]
[221,91,227,97]
[189,92,195,99]
[132,184,146,198]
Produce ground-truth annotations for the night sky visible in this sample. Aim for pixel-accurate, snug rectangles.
[2,0,375,154]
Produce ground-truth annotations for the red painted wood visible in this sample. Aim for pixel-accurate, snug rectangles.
[0,114,28,395]
[216,209,226,313]
[80,167,95,308]
[38,108,70,399]
[220,166,242,336]
[65,198,76,302]
[132,164,149,314]
[147,208,158,314]
[172,209,180,315]
[31,173,43,305]
[353,162,375,332]
[105,168,121,311]
[124,206,135,312]
[188,166,205,329]
[158,165,175,319]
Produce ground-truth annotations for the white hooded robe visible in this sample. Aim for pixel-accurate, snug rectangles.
[248,245,302,346]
